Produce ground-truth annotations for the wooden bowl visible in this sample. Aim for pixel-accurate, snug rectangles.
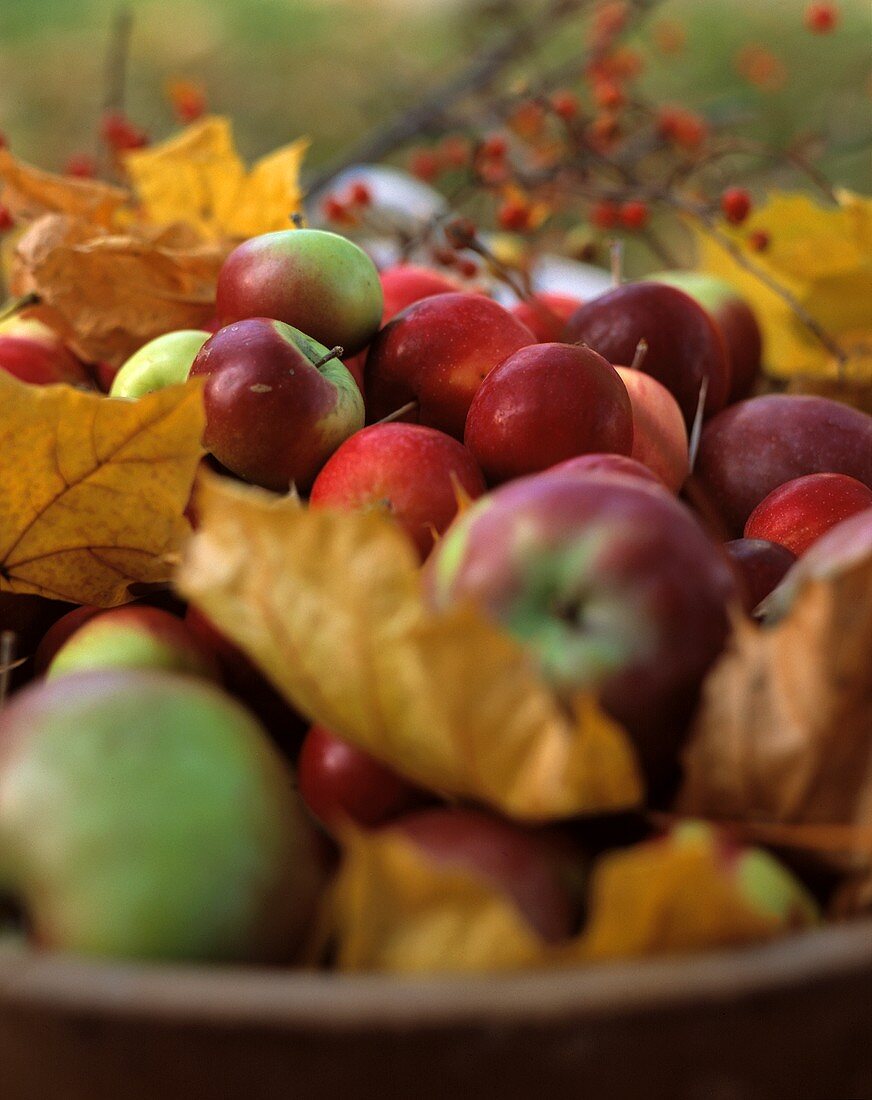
[2,921,871,1099]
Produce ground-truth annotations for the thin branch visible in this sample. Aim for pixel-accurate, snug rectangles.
[102,7,134,114]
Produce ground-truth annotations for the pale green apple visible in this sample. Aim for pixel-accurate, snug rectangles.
[110,329,210,398]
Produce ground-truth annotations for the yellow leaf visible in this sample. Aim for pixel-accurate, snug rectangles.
[327,822,816,974]
[690,189,872,385]
[0,148,127,229]
[0,376,204,607]
[176,473,643,820]
[125,116,309,240]
[10,214,226,366]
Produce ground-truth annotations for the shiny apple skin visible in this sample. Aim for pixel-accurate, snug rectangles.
[309,423,486,559]
[543,453,666,488]
[464,343,633,484]
[614,366,689,491]
[696,395,872,536]
[744,473,872,556]
[189,319,364,493]
[426,476,738,779]
[365,292,536,438]
[509,293,583,343]
[564,283,731,424]
[216,229,383,356]
[0,317,91,387]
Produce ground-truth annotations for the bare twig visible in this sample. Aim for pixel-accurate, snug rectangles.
[102,7,134,115]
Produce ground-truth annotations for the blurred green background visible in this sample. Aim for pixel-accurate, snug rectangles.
[1,0,869,189]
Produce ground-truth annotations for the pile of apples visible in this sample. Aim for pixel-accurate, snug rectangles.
[1,223,871,965]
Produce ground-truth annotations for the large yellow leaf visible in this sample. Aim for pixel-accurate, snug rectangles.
[125,116,309,240]
[691,190,872,385]
[0,376,204,607]
[10,214,226,366]
[328,823,816,973]
[0,148,127,229]
[176,473,643,821]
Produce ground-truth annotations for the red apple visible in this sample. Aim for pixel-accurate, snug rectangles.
[189,319,364,492]
[725,539,796,612]
[564,283,732,424]
[365,292,536,438]
[298,725,427,834]
[216,228,383,355]
[309,423,486,559]
[379,264,462,323]
[646,272,763,402]
[425,475,738,779]
[47,605,220,682]
[464,343,633,484]
[386,808,578,943]
[744,473,872,556]
[696,395,872,535]
[544,453,665,488]
[509,293,583,343]
[33,606,102,676]
[0,315,91,387]
[614,366,689,491]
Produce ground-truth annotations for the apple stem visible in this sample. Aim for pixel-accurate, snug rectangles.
[289,211,305,228]
[375,400,419,426]
[610,240,624,288]
[629,339,648,371]
[0,631,17,710]
[313,346,345,369]
[688,375,709,471]
[0,293,40,325]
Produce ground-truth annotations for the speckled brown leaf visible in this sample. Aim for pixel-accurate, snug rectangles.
[10,214,226,365]
[676,553,872,911]
[0,375,204,607]
[0,149,127,229]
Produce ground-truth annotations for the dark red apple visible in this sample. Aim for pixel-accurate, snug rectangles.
[695,395,872,535]
[744,473,872,556]
[309,423,486,559]
[647,272,763,402]
[298,725,427,834]
[564,283,732,424]
[543,453,665,488]
[386,808,578,943]
[216,229,383,355]
[0,316,91,387]
[365,293,536,438]
[509,293,583,343]
[425,476,738,778]
[189,319,364,492]
[464,343,633,484]
[725,539,796,612]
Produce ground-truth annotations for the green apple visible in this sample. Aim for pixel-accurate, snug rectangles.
[109,329,210,398]
[48,605,221,683]
[0,670,324,962]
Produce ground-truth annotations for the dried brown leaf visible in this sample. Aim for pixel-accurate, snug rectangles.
[0,149,127,229]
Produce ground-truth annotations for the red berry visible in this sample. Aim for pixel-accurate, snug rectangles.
[805,2,839,32]
[409,149,440,182]
[619,200,649,229]
[593,80,625,110]
[100,110,149,151]
[587,112,622,150]
[321,195,351,224]
[591,199,620,229]
[348,181,372,207]
[658,107,707,150]
[550,91,580,120]
[497,198,531,232]
[748,229,770,252]
[64,153,98,179]
[440,136,470,167]
[0,205,14,232]
[480,133,508,160]
[456,257,479,279]
[721,187,752,225]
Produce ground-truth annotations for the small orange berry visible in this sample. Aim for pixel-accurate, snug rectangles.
[805,2,839,32]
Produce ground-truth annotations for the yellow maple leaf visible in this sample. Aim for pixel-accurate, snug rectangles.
[0,148,127,230]
[125,116,309,240]
[176,472,643,821]
[690,189,872,384]
[327,822,816,974]
[0,376,204,607]
[10,214,226,366]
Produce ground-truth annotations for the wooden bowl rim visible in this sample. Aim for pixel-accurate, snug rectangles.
[2,919,871,1030]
